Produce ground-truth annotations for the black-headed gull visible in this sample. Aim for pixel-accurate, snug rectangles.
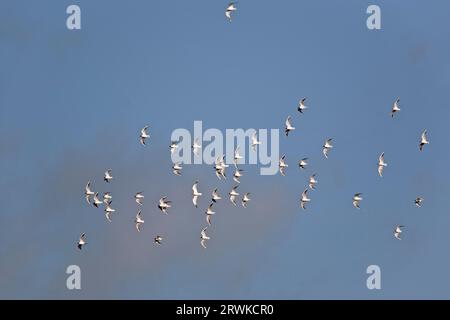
[200,227,210,249]
[279,155,288,176]
[229,185,239,206]
[192,138,201,156]
[212,188,222,202]
[225,2,237,22]
[77,233,87,250]
[140,125,150,145]
[242,192,251,208]
[192,180,202,207]
[172,162,183,176]
[251,132,261,151]
[297,98,308,114]
[154,235,163,245]
[391,98,400,118]
[300,189,310,210]
[93,192,103,208]
[135,192,144,206]
[323,139,333,159]
[419,130,429,151]
[135,210,144,232]
[415,197,424,207]
[298,158,308,170]
[158,197,172,214]
[394,225,404,240]
[353,193,363,209]
[205,203,215,226]
[104,169,113,183]
[285,116,295,136]
[309,174,318,190]
[378,152,387,177]
[84,181,95,205]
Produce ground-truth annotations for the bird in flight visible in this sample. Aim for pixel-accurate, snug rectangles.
[353,193,363,209]
[93,192,103,208]
[285,116,295,136]
[214,155,228,180]
[77,233,87,250]
[309,174,318,190]
[229,185,240,206]
[158,197,172,214]
[298,158,308,170]
[415,197,424,207]
[300,189,311,210]
[419,129,429,151]
[205,203,215,226]
[297,98,308,114]
[234,146,244,164]
[242,192,251,208]
[172,162,183,176]
[192,138,202,156]
[251,132,261,151]
[225,2,237,22]
[104,169,113,183]
[104,204,116,222]
[378,152,387,177]
[394,225,404,240]
[391,98,401,118]
[212,188,222,203]
[279,154,288,176]
[84,181,95,205]
[192,181,202,207]
[323,139,333,159]
[233,164,244,184]
[169,141,179,154]
[140,125,150,145]
[135,192,144,206]
[154,235,163,245]
[135,210,144,232]
[200,227,210,249]
[103,192,112,205]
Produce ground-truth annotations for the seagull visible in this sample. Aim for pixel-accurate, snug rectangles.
[242,192,251,208]
[419,129,429,151]
[135,210,144,232]
[298,158,308,170]
[154,235,163,245]
[309,174,318,190]
[104,169,113,183]
[135,192,144,206]
[233,164,244,183]
[391,98,400,118]
[300,189,310,210]
[104,204,116,222]
[415,197,424,208]
[251,132,261,151]
[158,197,172,214]
[234,146,244,164]
[353,193,363,209]
[214,156,228,180]
[212,188,222,202]
[169,141,179,154]
[297,98,308,114]
[285,116,295,136]
[394,225,404,240]
[103,192,112,205]
[192,138,202,156]
[229,185,239,206]
[93,192,103,208]
[323,139,333,159]
[378,152,387,177]
[84,181,95,205]
[192,180,202,207]
[140,125,150,145]
[205,203,215,226]
[200,227,210,249]
[225,2,237,22]
[77,233,87,250]
[279,154,288,176]
[172,162,183,176]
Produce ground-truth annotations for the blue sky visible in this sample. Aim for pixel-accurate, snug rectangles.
[1,0,450,299]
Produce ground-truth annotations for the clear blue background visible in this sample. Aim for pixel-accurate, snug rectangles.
[1,0,450,299]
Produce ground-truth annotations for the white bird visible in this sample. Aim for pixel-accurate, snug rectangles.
[93,192,103,208]
[353,193,363,209]
[225,2,237,22]
[229,185,240,206]
[279,154,288,176]
[158,197,172,214]
[135,192,144,206]
[419,129,429,151]
[378,152,387,177]
[135,210,144,232]
[172,162,183,176]
[84,181,95,205]
[323,139,333,159]
[233,164,244,183]
[169,141,179,154]
[140,125,150,145]
[242,192,251,208]
[77,233,87,250]
[205,203,215,226]
[192,180,202,207]
[297,98,308,114]
[394,225,404,240]
[200,227,210,249]
[298,158,308,170]
[104,169,113,183]
[285,116,295,136]
[212,188,222,202]
[234,146,244,164]
[214,156,228,180]
[300,189,310,210]
[192,138,202,156]
[415,197,424,208]
[154,235,163,245]
[309,174,318,190]
[104,204,116,222]
[251,132,261,151]
[391,98,401,118]
[103,192,112,205]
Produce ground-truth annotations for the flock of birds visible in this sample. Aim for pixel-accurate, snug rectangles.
[77,3,431,250]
